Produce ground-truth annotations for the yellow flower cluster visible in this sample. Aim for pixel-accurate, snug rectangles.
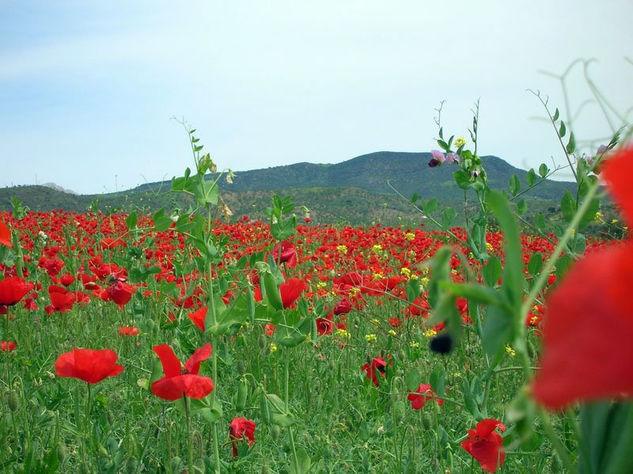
[424,328,437,338]
[365,334,377,342]
[404,232,415,241]
[454,137,467,148]
[336,245,348,255]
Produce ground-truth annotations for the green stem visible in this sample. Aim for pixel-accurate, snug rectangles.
[184,396,194,474]
[539,407,576,472]
[206,207,221,474]
[285,353,300,473]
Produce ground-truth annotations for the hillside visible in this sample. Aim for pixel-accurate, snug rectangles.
[1,151,575,225]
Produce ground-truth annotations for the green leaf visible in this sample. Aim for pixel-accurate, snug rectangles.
[552,108,560,122]
[580,402,633,474]
[153,209,172,232]
[481,305,512,359]
[555,254,574,282]
[125,212,138,230]
[405,278,420,303]
[527,253,543,276]
[405,368,422,391]
[566,131,576,154]
[509,174,521,197]
[441,207,457,229]
[483,256,502,287]
[526,168,537,187]
[429,364,446,398]
[516,199,527,216]
[560,191,576,223]
[440,282,501,306]
[453,169,472,190]
[487,190,522,308]
[538,163,549,178]
[427,246,452,308]
[289,447,312,474]
[271,413,296,427]
[558,121,567,138]
[411,192,419,204]
[424,199,438,215]
[578,198,600,231]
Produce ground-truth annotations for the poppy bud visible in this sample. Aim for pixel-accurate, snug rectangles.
[56,444,68,464]
[392,401,405,422]
[6,390,19,411]
[422,413,432,430]
[270,425,281,441]
[236,379,248,411]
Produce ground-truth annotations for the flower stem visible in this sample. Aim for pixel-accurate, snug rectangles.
[184,395,194,474]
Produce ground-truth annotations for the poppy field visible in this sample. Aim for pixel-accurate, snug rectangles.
[1,123,633,473]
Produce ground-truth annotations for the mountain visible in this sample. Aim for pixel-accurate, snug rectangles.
[1,151,575,225]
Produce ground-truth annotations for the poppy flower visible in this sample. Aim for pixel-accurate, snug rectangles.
[316,317,333,335]
[46,285,76,314]
[118,326,139,336]
[279,278,307,308]
[532,147,633,409]
[461,418,506,472]
[59,273,75,287]
[361,356,387,387]
[151,343,214,401]
[104,280,136,308]
[229,417,256,457]
[407,383,443,410]
[1,341,17,352]
[333,298,352,315]
[0,276,31,308]
[55,348,124,383]
[272,241,297,267]
[0,221,11,247]
[188,306,208,332]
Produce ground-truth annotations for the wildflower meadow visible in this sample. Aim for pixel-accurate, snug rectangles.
[1,98,633,473]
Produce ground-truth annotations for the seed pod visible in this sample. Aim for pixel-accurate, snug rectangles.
[236,379,248,411]
[262,272,283,310]
[392,400,405,422]
[6,390,19,412]
[422,413,432,430]
[56,444,68,464]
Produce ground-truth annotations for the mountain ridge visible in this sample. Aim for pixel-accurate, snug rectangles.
[1,151,574,225]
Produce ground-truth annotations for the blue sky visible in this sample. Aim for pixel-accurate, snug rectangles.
[1,0,632,194]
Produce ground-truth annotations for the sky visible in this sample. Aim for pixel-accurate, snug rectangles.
[1,0,632,195]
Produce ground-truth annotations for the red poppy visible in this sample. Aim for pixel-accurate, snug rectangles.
[46,285,76,314]
[229,417,256,457]
[532,147,633,409]
[151,343,214,401]
[0,221,11,247]
[361,356,387,387]
[118,326,139,336]
[316,317,333,335]
[333,298,352,315]
[0,276,31,308]
[104,280,136,308]
[55,348,124,383]
[59,273,75,287]
[272,241,297,267]
[461,418,506,472]
[279,278,307,308]
[407,383,443,410]
[1,341,17,352]
[188,306,208,331]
